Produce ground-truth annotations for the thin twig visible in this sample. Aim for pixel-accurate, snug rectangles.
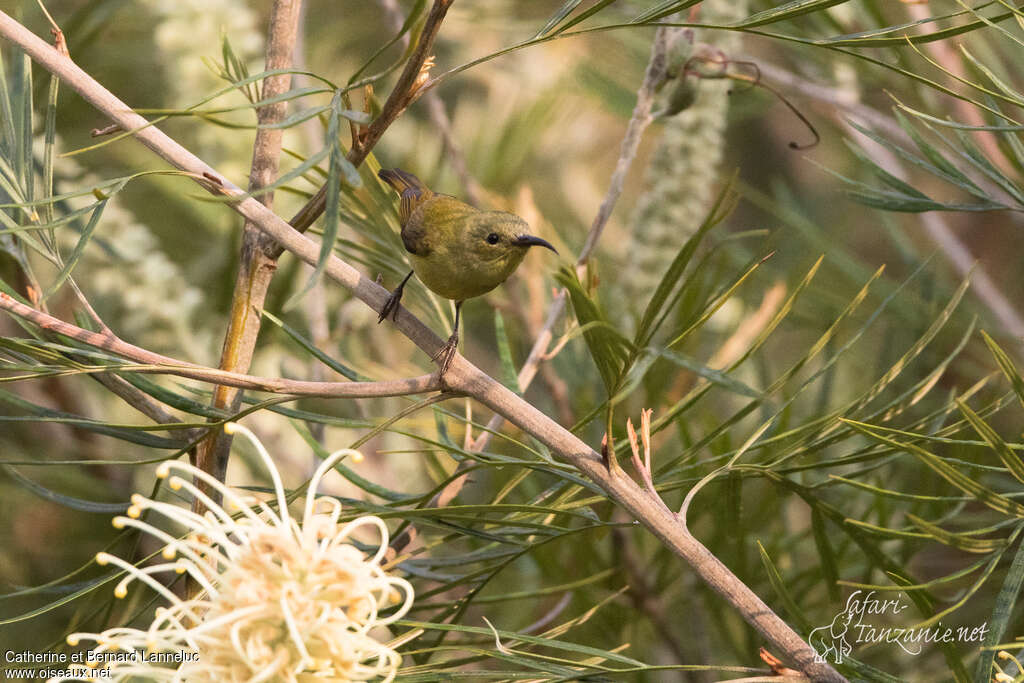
[0,14,844,679]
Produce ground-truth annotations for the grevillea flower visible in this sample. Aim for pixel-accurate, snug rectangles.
[53,423,415,683]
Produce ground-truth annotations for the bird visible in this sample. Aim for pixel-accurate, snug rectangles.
[377,168,557,372]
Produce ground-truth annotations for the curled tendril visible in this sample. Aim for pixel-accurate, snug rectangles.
[680,54,820,150]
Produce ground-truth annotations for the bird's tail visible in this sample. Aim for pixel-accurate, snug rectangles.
[378,168,431,197]
[378,168,433,226]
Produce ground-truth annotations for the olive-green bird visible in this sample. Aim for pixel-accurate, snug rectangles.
[378,168,557,370]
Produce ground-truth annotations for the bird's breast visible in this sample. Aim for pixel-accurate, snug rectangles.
[410,249,513,301]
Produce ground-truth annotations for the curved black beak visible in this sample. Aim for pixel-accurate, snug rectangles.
[512,234,558,254]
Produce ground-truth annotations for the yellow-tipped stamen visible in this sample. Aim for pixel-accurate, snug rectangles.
[302,448,361,531]
[221,422,292,531]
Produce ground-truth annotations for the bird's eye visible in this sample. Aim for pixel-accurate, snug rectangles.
[486,233,500,245]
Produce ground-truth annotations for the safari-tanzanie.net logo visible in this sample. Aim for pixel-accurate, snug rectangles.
[808,590,989,664]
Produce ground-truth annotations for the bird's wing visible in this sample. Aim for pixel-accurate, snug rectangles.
[378,168,434,226]
[403,195,476,257]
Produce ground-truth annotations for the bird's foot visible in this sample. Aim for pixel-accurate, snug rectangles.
[378,284,405,324]
[432,331,459,375]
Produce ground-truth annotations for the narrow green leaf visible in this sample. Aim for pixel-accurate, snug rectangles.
[2,465,127,513]
[0,388,183,449]
[555,266,631,392]
[0,47,17,153]
[737,0,850,28]
[631,0,702,24]
[291,421,413,502]
[285,98,348,309]
[819,10,1015,48]
[957,398,1024,485]
[18,53,32,206]
[348,0,426,83]
[43,199,107,301]
[981,330,1024,411]
[554,0,620,34]
[262,309,363,381]
[974,527,1024,682]
[493,310,521,394]
[845,420,1024,518]
[534,0,585,38]
[41,74,59,227]
[811,508,841,602]
[656,349,762,398]
[906,514,1006,554]
[897,113,984,196]
[756,541,810,632]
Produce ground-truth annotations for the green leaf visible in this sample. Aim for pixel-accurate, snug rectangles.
[737,0,851,28]
[756,541,811,632]
[262,309,363,381]
[285,96,357,309]
[845,420,1024,518]
[0,389,183,449]
[2,465,127,513]
[551,0,620,34]
[534,0,586,38]
[811,508,841,602]
[493,310,521,394]
[981,331,1024,411]
[655,349,763,399]
[43,198,107,301]
[956,398,1024,485]
[818,9,1016,48]
[291,421,414,502]
[554,266,631,392]
[906,514,1006,554]
[975,528,1024,682]
[631,0,703,24]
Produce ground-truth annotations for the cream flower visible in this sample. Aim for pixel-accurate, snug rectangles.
[54,423,414,683]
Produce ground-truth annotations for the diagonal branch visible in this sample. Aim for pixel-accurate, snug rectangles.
[0,13,844,681]
[0,292,441,398]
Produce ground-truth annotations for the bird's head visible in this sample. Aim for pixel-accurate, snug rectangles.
[466,212,557,270]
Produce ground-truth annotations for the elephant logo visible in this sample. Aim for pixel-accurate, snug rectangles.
[808,607,856,664]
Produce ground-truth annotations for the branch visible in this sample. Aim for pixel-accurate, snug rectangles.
[0,293,441,398]
[0,13,844,680]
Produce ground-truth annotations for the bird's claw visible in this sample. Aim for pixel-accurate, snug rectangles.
[432,332,459,375]
[378,287,403,324]
[379,271,413,324]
